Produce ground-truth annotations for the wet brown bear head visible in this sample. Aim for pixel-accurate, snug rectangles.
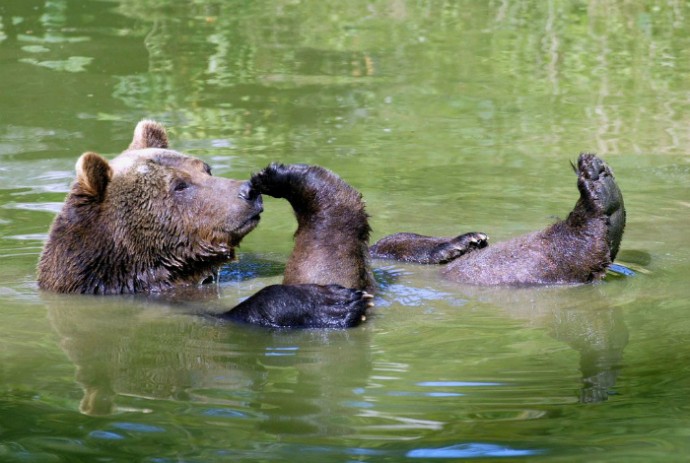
[38,120,263,294]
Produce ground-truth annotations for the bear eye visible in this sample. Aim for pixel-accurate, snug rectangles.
[173,180,190,192]
[203,163,212,175]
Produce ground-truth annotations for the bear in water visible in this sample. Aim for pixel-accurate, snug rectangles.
[370,153,625,285]
[38,120,371,328]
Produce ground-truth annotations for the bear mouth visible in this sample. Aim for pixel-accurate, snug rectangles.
[236,213,261,233]
[224,213,261,248]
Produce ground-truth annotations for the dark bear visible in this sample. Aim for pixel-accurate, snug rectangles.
[370,153,625,285]
[38,120,371,328]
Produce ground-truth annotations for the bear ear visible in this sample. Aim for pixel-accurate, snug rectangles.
[75,152,112,202]
[128,119,169,150]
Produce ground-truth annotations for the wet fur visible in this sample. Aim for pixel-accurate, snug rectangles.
[38,140,262,294]
[250,163,376,293]
[38,121,371,328]
[370,231,488,264]
[370,153,625,286]
[442,154,625,285]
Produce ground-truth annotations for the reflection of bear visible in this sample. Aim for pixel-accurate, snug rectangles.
[46,295,373,416]
[454,284,629,403]
[371,154,625,285]
[37,120,370,328]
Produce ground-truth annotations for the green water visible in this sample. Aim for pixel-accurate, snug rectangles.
[1,1,690,461]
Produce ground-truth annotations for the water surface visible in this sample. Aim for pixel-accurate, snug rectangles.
[1,1,690,461]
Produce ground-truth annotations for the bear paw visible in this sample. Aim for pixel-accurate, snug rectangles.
[429,232,489,264]
[218,284,373,329]
[575,153,623,217]
[370,231,489,264]
[309,286,374,328]
[572,153,626,261]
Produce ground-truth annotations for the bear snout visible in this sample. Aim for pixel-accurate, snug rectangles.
[238,181,260,202]
[238,181,263,216]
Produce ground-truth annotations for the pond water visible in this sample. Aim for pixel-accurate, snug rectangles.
[1,1,690,461]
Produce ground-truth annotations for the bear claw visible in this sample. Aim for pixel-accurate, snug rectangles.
[469,233,489,245]
[431,231,489,264]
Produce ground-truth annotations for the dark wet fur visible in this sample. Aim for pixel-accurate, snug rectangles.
[370,232,488,264]
[442,153,625,285]
[369,153,625,286]
[250,163,376,293]
[216,284,372,329]
[39,122,371,329]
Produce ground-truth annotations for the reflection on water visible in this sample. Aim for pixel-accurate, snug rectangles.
[44,268,629,425]
[46,292,375,447]
[406,443,543,458]
[2,0,690,461]
[450,283,630,404]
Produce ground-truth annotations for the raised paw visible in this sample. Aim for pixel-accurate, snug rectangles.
[576,153,622,217]
[572,153,626,260]
[249,163,302,199]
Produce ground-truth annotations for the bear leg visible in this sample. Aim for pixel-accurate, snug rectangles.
[567,153,625,262]
[442,153,625,285]
[250,163,375,292]
[370,232,488,264]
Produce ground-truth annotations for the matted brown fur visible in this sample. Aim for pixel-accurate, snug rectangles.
[38,121,263,294]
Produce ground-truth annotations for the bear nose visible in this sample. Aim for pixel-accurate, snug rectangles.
[238,181,260,202]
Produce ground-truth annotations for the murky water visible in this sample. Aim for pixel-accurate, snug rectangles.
[2,1,690,461]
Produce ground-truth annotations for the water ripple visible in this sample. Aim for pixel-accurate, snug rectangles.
[111,422,165,433]
[417,381,504,387]
[407,443,544,459]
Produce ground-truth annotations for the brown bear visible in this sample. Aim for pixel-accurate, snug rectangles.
[38,120,371,328]
[370,153,625,285]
